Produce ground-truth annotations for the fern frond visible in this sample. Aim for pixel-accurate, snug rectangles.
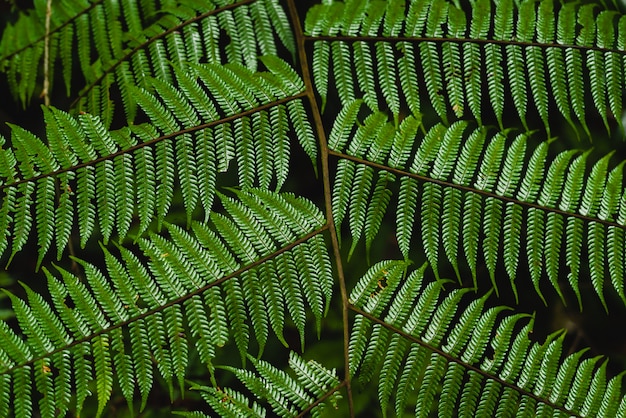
[349,261,626,416]
[198,352,339,417]
[0,54,313,261]
[0,188,329,416]
[333,102,626,308]
[0,0,295,125]
[305,0,626,137]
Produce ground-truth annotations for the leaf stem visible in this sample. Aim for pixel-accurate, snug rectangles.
[287,0,355,415]
[42,0,52,107]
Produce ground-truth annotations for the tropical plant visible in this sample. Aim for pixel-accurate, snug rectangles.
[0,0,626,416]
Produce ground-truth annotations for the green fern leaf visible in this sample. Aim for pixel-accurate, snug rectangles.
[264,0,295,56]
[50,350,70,416]
[599,162,624,221]
[332,41,356,107]
[396,176,418,260]
[443,291,490,357]
[184,295,217,372]
[463,306,509,364]
[600,12,622,124]
[348,259,626,416]
[348,164,374,259]
[566,356,603,412]
[224,277,251,364]
[129,321,153,410]
[597,369,625,417]
[354,41,378,110]
[444,5,466,119]
[582,360,608,416]
[312,41,330,111]
[0,188,14,259]
[9,182,34,264]
[21,282,72,347]
[34,177,54,269]
[93,335,113,418]
[14,366,32,418]
[556,3,590,137]
[608,226,626,304]
[589,221,608,311]
[72,342,93,416]
[287,100,318,170]
[34,360,55,417]
[484,44,505,129]
[516,140,548,202]
[506,44,528,131]
[365,171,394,258]
[331,160,354,245]
[242,270,271,356]
[559,150,590,212]
[5,1,626,416]
[396,42,420,116]
[527,208,547,304]
[168,305,189,393]
[438,362,464,417]
[395,344,429,416]
[376,42,400,123]
[424,288,470,346]
[547,44,577,135]
[361,1,385,35]
[110,328,134,413]
[461,192,481,289]
[420,41,447,124]
[348,314,371,378]
[192,386,265,417]
[463,5,484,121]
[378,333,408,417]
[251,2,276,58]
[580,152,613,217]
[328,99,364,152]
[388,114,420,170]
[544,212,565,303]
[53,176,72,260]
[415,354,447,417]
[421,183,442,280]
[565,217,584,310]
[95,161,116,244]
[359,324,391,386]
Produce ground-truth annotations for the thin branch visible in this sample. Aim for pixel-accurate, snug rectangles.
[287,0,355,416]
[41,0,52,107]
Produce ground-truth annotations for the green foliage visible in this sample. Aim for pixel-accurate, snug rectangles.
[1,0,626,416]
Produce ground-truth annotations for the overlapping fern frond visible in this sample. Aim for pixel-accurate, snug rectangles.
[331,101,626,309]
[0,57,315,268]
[0,0,294,125]
[306,0,626,135]
[349,261,626,417]
[329,101,626,310]
[0,188,332,417]
[181,352,341,417]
